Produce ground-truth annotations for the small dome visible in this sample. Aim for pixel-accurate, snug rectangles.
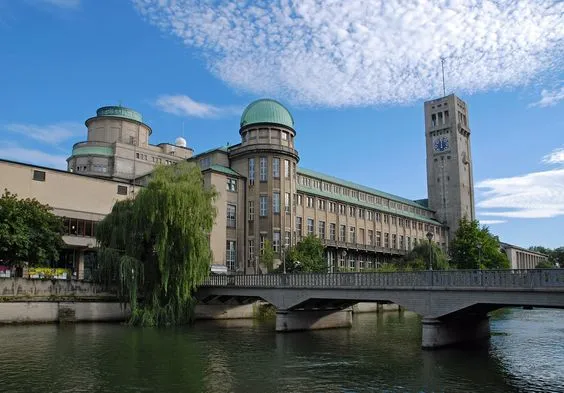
[240,99,294,129]
[175,137,187,148]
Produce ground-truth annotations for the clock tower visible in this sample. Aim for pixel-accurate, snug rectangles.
[425,94,475,241]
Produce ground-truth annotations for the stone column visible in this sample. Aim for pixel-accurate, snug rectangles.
[421,315,490,349]
[276,308,353,332]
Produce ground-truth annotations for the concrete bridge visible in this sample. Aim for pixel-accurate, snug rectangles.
[196,269,564,349]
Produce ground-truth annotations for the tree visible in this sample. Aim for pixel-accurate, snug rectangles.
[536,260,556,269]
[400,241,450,270]
[260,240,275,273]
[0,190,63,267]
[282,235,326,273]
[529,246,564,268]
[450,218,509,269]
[94,162,217,327]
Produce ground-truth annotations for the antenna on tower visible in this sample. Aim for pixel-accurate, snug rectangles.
[440,57,446,97]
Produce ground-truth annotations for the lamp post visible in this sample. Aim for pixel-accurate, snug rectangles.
[342,250,347,272]
[282,243,288,274]
[477,243,482,270]
[426,232,434,271]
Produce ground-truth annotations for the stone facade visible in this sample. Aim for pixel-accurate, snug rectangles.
[1,96,475,274]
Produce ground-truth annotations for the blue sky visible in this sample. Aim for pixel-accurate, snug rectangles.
[0,0,563,248]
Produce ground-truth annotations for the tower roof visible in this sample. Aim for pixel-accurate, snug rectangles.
[96,106,143,123]
[240,99,294,129]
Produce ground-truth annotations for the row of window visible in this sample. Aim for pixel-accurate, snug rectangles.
[297,175,431,218]
[242,128,291,142]
[248,157,294,184]
[62,217,99,237]
[135,152,175,165]
[294,219,435,250]
[73,165,108,173]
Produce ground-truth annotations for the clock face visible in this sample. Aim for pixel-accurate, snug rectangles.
[433,136,449,152]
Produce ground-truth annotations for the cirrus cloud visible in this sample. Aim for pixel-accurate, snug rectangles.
[133,0,564,107]
[155,95,241,118]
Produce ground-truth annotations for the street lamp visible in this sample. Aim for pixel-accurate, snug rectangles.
[282,242,289,274]
[342,250,347,272]
[477,243,483,270]
[426,232,434,271]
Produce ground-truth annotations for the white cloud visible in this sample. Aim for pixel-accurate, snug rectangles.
[479,220,507,225]
[530,86,564,107]
[4,122,82,145]
[133,0,564,107]
[542,147,564,165]
[476,167,564,219]
[0,145,67,169]
[155,95,240,118]
[37,0,80,9]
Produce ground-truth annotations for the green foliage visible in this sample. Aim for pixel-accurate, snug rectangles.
[0,189,64,266]
[260,240,275,273]
[282,235,327,273]
[94,162,217,327]
[399,241,449,271]
[536,260,556,269]
[450,218,510,269]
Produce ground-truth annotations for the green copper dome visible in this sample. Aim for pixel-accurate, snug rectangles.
[240,99,294,129]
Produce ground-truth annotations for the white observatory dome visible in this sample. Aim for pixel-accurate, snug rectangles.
[175,137,187,148]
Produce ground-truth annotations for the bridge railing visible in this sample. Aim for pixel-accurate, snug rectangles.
[202,269,564,289]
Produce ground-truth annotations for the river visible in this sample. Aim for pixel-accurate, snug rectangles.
[0,308,562,393]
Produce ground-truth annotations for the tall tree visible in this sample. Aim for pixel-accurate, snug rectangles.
[0,190,63,266]
[95,162,217,327]
[400,241,449,270]
[282,235,327,273]
[450,218,509,269]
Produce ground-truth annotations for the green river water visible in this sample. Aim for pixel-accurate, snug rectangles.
[0,308,562,393]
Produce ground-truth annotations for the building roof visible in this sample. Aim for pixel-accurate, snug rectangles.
[240,99,294,129]
[204,165,242,177]
[96,106,143,123]
[297,167,434,212]
[414,199,429,208]
[500,242,548,257]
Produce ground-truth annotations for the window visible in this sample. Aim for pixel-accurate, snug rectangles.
[349,227,356,243]
[273,192,280,214]
[339,225,346,242]
[407,236,411,250]
[260,195,267,217]
[358,208,364,219]
[248,240,255,265]
[367,211,373,221]
[199,157,211,169]
[284,160,290,178]
[359,228,365,244]
[33,170,46,182]
[259,157,267,181]
[384,233,389,248]
[438,112,443,125]
[249,158,255,184]
[273,157,280,178]
[282,131,288,141]
[227,204,236,228]
[384,215,389,224]
[226,241,236,271]
[349,256,355,270]
[260,234,266,254]
[431,113,437,126]
[399,235,404,250]
[117,185,128,195]
[62,217,98,238]
[349,206,355,216]
[392,216,397,225]
[318,221,326,239]
[227,178,237,192]
[339,204,346,215]
[318,199,326,211]
[296,194,303,206]
[285,193,291,213]
[248,201,255,221]
[330,223,336,240]
[296,217,303,237]
[329,202,336,213]
[392,234,397,249]
[307,218,314,235]
[307,197,314,208]
[285,231,291,248]
[273,231,280,253]
[376,231,381,247]
[368,230,373,245]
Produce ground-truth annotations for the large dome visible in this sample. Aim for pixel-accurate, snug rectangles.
[240,99,294,129]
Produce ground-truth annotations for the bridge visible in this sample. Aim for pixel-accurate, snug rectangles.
[197,269,564,349]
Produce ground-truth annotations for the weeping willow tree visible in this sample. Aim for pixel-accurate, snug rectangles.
[95,162,217,326]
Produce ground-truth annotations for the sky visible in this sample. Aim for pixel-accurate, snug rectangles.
[0,0,563,248]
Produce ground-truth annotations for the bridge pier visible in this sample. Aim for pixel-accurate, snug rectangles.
[421,315,490,349]
[276,309,353,332]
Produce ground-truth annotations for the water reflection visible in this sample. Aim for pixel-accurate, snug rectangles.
[0,309,562,393]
